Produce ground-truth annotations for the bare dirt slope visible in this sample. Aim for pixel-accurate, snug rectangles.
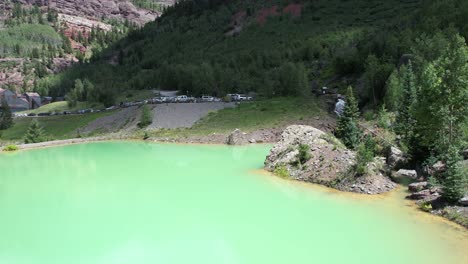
[149,102,236,129]
[80,106,142,135]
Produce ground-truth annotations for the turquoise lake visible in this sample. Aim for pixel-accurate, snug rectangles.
[0,142,466,264]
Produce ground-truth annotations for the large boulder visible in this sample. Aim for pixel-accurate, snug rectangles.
[387,146,407,169]
[407,187,441,201]
[408,182,428,192]
[393,169,418,180]
[264,125,396,194]
[226,129,248,145]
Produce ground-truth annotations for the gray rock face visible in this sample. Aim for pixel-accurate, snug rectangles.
[15,0,160,25]
[264,125,397,194]
[408,182,428,192]
[393,169,418,180]
[226,129,248,145]
[387,146,407,169]
[407,188,441,201]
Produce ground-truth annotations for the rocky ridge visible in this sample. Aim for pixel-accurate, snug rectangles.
[264,125,397,194]
[15,0,160,25]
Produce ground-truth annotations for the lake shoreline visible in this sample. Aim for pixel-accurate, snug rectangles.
[2,135,467,230]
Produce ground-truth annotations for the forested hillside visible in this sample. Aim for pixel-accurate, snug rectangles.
[0,1,142,92]
[37,0,466,106]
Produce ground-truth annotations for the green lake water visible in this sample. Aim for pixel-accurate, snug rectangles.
[0,142,466,264]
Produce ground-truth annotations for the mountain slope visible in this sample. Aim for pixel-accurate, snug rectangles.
[13,0,160,25]
[36,0,468,105]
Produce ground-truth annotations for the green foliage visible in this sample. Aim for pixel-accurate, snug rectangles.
[384,70,402,111]
[355,135,377,176]
[66,78,98,106]
[336,86,361,149]
[0,24,62,58]
[377,104,392,129]
[138,105,153,128]
[419,202,432,212]
[24,119,45,144]
[364,54,394,106]
[441,146,465,203]
[413,34,468,156]
[395,62,417,144]
[2,145,18,152]
[274,164,290,179]
[297,144,311,165]
[0,99,14,130]
[38,0,445,100]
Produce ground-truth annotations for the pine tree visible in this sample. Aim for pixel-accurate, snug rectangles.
[395,61,417,144]
[24,119,45,144]
[442,146,465,203]
[336,86,361,149]
[0,98,13,130]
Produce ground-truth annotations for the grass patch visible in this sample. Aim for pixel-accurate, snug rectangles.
[147,97,326,138]
[20,101,105,114]
[0,111,113,142]
[2,145,18,152]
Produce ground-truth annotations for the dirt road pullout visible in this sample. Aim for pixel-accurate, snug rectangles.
[148,102,236,129]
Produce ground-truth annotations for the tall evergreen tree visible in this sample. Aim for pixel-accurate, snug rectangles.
[24,119,45,144]
[0,98,13,130]
[336,86,361,149]
[441,146,465,203]
[395,61,417,145]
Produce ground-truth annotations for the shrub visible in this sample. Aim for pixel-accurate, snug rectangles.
[274,164,290,179]
[24,119,45,144]
[363,110,375,121]
[2,145,18,151]
[377,104,392,129]
[419,202,433,212]
[355,136,377,176]
[297,144,311,164]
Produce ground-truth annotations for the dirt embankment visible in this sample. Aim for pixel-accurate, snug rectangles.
[80,106,142,135]
[148,102,236,129]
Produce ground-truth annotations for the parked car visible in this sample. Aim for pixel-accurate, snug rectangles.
[63,111,72,115]
[237,94,253,101]
[38,112,51,116]
[176,95,189,103]
[166,96,177,103]
[27,113,37,117]
[201,96,214,102]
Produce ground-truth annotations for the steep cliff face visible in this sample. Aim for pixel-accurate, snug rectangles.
[14,0,160,25]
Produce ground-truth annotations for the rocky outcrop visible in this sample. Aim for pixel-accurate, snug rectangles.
[387,146,407,169]
[15,0,161,25]
[226,129,248,145]
[407,189,438,200]
[408,181,428,192]
[392,169,418,181]
[264,125,397,194]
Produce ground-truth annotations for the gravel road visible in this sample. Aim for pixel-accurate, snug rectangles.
[149,102,236,129]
